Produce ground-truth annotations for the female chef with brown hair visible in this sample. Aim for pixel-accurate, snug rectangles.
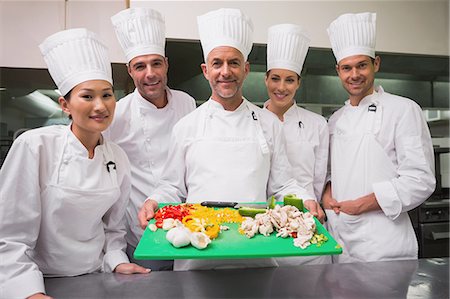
[0,28,149,299]
[263,24,330,265]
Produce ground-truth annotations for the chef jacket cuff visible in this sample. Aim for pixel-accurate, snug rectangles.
[147,194,164,203]
[102,249,130,273]
[3,270,45,298]
[373,180,402,220]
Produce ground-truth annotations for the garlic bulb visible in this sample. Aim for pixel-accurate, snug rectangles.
[166,224,191,248]
[190,232,211,250]
[162,218,176,230]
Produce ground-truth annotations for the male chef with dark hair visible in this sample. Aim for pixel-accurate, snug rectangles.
[322,12,435,263]
[105,7,196,270]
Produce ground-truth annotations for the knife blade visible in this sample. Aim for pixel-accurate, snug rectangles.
[200,201,269,209]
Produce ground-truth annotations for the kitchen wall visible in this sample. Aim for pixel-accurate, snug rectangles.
[0,0,448,68]
[1,1,449,171]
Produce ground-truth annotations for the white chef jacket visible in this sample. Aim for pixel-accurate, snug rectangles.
[103,87,196,247]
[150,98,313,204]
[0,125,131,299]
[328,86,435,219]
[263,101,329,201]
[264,101,330,266]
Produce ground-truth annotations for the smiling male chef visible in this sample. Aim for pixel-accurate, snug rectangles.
[104,7,196,270]
[138,8,322,270]
[322,12,435,263]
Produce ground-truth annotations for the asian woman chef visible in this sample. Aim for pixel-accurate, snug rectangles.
[263,24,330,265]
[0,28,149,299]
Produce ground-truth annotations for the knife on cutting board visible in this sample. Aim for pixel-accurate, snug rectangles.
[200,201,269,209]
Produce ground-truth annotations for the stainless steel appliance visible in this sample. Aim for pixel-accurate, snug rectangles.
[410,147,450,258]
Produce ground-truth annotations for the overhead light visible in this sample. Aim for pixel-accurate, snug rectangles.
[0,87,6,91]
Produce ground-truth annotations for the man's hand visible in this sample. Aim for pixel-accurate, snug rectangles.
[338,193,380,215]
[114,263,151,274]
[303,199,325,223]
[138,199,159,229]
[321,182,340,214]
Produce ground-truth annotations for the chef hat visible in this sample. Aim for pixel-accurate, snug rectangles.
[111,7,165,62]
[39,28,112,97]
[327,12,377,63]
[267,24,310,76]
[197,8,254,61]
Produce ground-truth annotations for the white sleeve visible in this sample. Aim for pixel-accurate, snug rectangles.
[267,120,315,201]
[373,103,436,219]
[149,125,187,203]
[102,148,131,272]
[0,137,46,298]
[313,119,329,202]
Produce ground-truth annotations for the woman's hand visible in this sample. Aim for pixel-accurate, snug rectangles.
[114,263,151,274]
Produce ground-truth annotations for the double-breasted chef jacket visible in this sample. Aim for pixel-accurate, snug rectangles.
[263,101,329,201]
[150,98,313,204]
[104,87,196,248]
[326,86,436,263]
[148,98,314,271]
[0,125,131,298]
[264,101,331,266]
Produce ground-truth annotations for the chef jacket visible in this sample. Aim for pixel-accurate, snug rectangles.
[0,125,131,299]
[263,101,329,201]
[264,101,330,266]
[103,87,196,247]
[326,86,435,262]
[150,98,313,204]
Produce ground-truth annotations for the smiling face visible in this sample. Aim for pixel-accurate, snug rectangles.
[127,54,168,107]
[336,55,380,106]
[201,46,250,110]
[59,79,115,140]
[265,68,300,116]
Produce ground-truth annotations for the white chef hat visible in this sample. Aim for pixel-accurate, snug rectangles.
[39,28,112,97]
[111,7,165,62]
[267,24,310,76]
[197,8,254,61]
[327,12,377,63]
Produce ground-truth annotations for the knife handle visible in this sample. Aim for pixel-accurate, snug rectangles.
[200,201,238,208]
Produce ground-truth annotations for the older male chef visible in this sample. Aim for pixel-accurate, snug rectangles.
[105,7,196,270]
[138,8,321,270]
[322,12,435,263]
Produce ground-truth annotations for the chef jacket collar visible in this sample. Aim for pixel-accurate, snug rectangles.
[66,124,105,158]
[134,87,173,112]
[208,97,248,113]
[263,99,297,119]
[344,86,382,108]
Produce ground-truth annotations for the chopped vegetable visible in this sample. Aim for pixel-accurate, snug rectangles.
[283,194,303,211]
[268,195,276,209]
[238,207,267,217]
[154,204,193,228]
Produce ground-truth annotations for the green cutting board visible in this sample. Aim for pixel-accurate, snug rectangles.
[134,203,342,260]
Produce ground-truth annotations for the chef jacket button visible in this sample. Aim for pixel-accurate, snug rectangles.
[63,160,69,164]
[146,138,150,142]
[151,161,155,166]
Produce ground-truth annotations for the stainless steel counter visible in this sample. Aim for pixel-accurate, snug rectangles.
[44,258,449,298]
